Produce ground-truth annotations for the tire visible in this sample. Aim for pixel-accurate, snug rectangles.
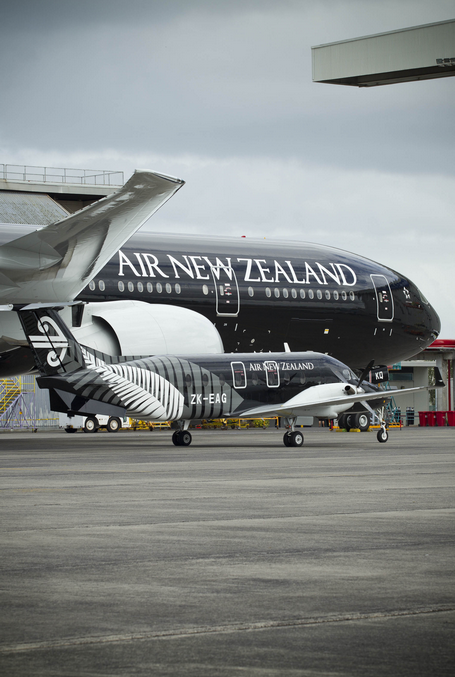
[107,417,121,433]
[356,412,370,432]
[377,428,388,443]
[345,414,354,430]
[180,431,192,447]
[83,416,98,433]
[283,431,292,447]
[172,430,182,446]
[290,431,304,447]
[337,414,346,429]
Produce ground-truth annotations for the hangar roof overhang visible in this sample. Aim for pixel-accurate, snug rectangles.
[312,19,455,87]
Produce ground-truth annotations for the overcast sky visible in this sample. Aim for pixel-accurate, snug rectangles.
[1,0,454,338]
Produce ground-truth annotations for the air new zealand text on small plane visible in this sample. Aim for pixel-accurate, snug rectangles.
[118,252,357,286]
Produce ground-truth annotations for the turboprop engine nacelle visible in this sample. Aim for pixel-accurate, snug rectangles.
[63,301,224,356]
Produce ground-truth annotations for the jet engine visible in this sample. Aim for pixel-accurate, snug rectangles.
[68,301,224,356]
[0,301,224,377]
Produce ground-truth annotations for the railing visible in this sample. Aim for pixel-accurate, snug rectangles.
[1,164,124,186]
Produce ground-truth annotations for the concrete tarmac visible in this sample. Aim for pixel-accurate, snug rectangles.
[0,426,454,676]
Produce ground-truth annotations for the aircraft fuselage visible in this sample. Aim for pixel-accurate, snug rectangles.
[78,231,440,369]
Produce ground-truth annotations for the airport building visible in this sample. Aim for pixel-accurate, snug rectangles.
[312,18,455,87]
[0,164,453,429]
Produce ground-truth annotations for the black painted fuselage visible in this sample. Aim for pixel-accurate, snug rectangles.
[78,231,440,370]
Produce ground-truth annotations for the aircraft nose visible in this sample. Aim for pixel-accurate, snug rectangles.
[411,282,441,343]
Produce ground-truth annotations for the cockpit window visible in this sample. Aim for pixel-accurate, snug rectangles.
[329,361,357,383]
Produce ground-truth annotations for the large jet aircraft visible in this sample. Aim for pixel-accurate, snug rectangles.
[17,305,444,446]
[0,170,441,379]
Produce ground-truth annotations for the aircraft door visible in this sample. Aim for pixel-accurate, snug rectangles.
[371,275,394,322]
[210,265,240,317]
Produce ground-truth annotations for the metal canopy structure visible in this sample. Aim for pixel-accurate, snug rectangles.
[312,19,455,87]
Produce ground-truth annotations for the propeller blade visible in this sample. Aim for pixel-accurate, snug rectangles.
[357,360,375,388]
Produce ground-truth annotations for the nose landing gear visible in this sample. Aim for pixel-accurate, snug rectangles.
[283,418,304,447]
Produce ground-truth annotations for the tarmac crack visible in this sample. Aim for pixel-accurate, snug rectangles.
[1,606,454,655]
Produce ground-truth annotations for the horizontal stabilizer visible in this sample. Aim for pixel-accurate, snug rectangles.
[0,170,184,303]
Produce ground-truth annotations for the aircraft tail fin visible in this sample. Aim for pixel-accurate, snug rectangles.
[18,306,86,377]
[0,170,184,304]
[434,367,445,388]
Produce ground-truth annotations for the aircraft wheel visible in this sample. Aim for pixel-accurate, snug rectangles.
[107,417,121,433]
[377,428,388,443]
[345,413,355,430]
[83,416,98,433]
[180,431,192,447]
[290,431,304,447]
[283,431,292,447]
[337,414,346,429]
[172,430,182,446]
[356,413,370,432]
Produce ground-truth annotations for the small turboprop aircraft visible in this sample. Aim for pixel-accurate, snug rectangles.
[17,305,443,447]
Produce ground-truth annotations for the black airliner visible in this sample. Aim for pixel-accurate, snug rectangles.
[0,170,440,377]
[78,232,441,370]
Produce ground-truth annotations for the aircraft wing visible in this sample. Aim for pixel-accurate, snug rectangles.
[0,170,184,303]
[239,372,444,419]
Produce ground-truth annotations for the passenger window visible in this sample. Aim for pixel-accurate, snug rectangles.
[317,290,322,300]
[333,290,339,300]
[325,290,330,300]
[349,291,355,301]
[118,281,125,292]
[156,282,162,293]
[166,283,172,293]
[300,289,305,299]
[291,289,297,299]
[175,283,181,294]
[283,288,289,298]
[127,281,134,292]
[308,290,314,299]
[248,287,254,297]
[342,291,347,301]
[137,281,143,292]
[274,288,280,298]
[147,282,153,293]
[265,288,271,298]
[202,285,209,295]
[98,280,105,291]
[89,281,95,291]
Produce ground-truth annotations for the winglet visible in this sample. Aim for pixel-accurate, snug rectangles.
[0,170,184,303]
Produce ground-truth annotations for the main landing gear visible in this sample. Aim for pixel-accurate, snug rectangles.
[338,412,370,432]
[282,417,304,447]
[172,421,192,446]
[172,430,192,446]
